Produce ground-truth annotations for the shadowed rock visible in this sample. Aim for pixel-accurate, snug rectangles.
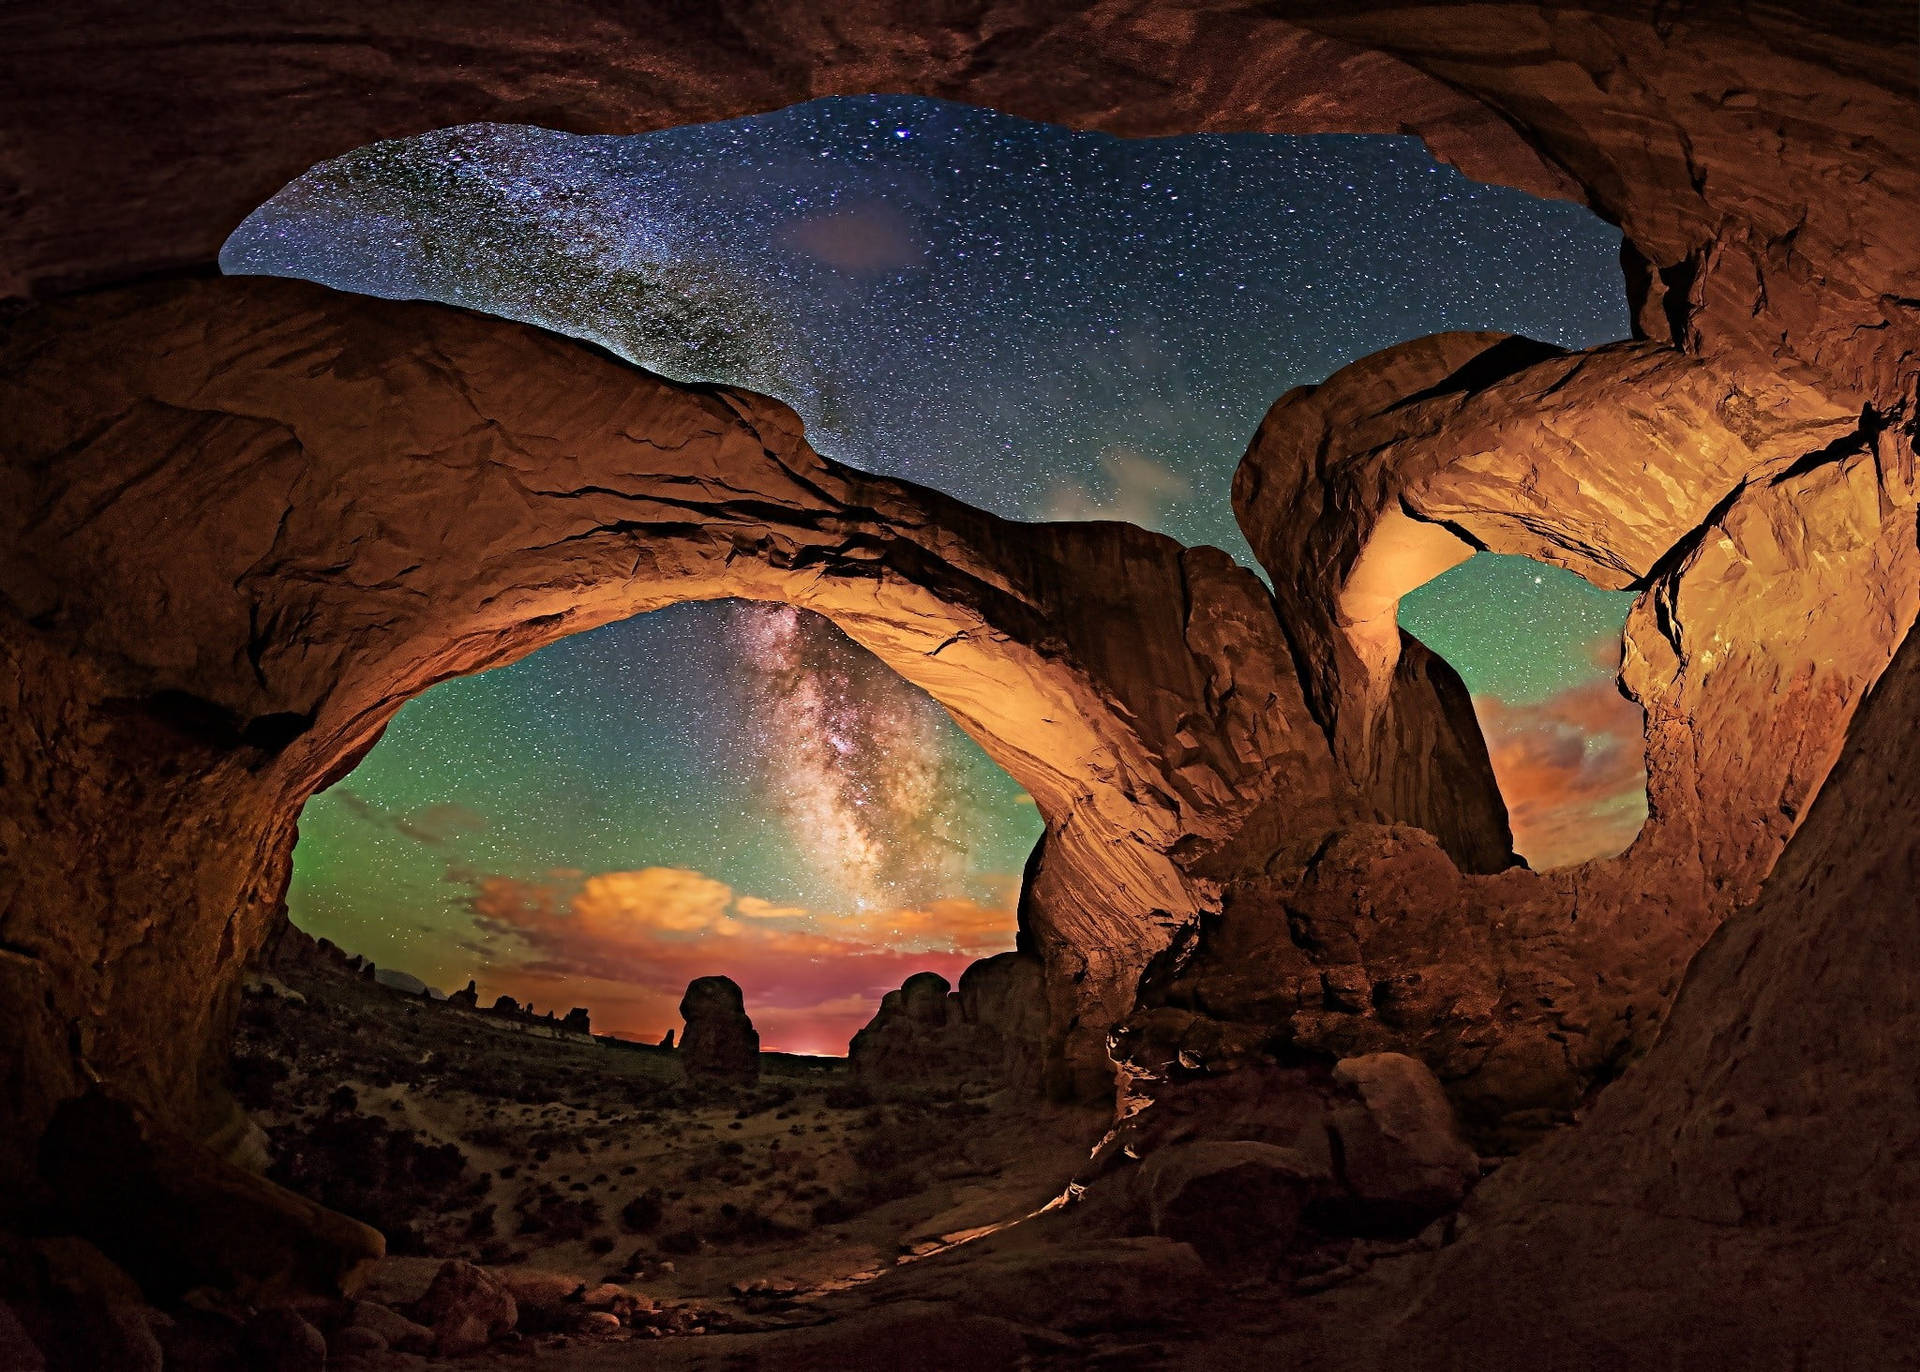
[36,1092,384,1304]
[852,953,1049,1090]
[411,1259,517,1358]
[678,976,760,1082]
[1138,1141,1326,1266]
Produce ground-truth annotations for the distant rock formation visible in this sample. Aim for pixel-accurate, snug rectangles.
[658,1029,675,1050]
[258,919,373,981]
[491,995,520,1016]
[448,980,479,1010]
[850,952,1047,1090]
[375,968,441,1000]
[677,977,759,1082]
[562,1007,591,1035]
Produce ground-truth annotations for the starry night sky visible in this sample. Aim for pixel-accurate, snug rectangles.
[224,97,1648,1052]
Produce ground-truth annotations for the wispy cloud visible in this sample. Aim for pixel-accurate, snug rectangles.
[331,788,489,847]
[1042,448,1192,527]
[783,203,927,273]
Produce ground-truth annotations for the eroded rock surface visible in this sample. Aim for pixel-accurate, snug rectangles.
[0,271,1512,1162]
[850,952,1049,1090]
[1137,1141,1323,1266]
[412,1260,517,1358]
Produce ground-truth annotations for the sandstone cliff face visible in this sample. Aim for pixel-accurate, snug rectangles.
[1283,586,1920,1368]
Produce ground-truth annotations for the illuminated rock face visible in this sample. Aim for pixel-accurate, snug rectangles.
[1123,320,1917,1146]
[0,3,1918,1353]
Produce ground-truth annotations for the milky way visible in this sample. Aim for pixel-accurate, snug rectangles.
[230,98,1644,1046]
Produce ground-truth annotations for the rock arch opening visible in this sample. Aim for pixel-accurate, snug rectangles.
[219,97,1633,564]
[286,598,1042,1057]
[1398,554,1645,871]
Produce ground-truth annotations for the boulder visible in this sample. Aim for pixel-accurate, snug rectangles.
[37,1091,384,1303]
[678,977,760,1082]
[1327,1053,1479,1225]
[329,1323,388,1359]
[346,1299,433,1354]
[412,1259,517,1356]
[1137,1141,1326,1265]
[495,1268,584,1334]
[239,1308,326,1372]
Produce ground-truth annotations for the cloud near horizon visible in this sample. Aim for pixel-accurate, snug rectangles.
[461,864,1017,1054]
[1473,674,1649,872]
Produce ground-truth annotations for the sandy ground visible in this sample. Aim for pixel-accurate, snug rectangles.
[234,967,1106,1334]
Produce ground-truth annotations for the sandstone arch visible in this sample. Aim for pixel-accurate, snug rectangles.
[1,2,1918,1358]
[0,273,1515,1173]
[1236,327,1918,914]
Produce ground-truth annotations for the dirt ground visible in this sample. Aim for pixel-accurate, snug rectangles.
[233,966,1106,1333]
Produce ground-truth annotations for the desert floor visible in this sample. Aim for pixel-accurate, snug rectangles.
[234,965,1107,1358]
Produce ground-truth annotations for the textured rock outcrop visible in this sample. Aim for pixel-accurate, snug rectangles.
[1118,307,1913,1148]
[849,952,1049,1089]
[1093,1051,1476,1257]
[1258,578,1920,1367]
[677,977,761,1082]
[1136,1141,1324,1266]
[1236,328,1918,919]
[35,1092,383,1304]
[410,1259,517,1358]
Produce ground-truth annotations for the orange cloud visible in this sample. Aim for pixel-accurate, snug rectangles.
[462,865,1016,1051]
[1474,676,1649,872]
[734,895,809,920]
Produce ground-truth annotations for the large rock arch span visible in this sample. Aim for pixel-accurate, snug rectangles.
[5,274,1458,1158]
